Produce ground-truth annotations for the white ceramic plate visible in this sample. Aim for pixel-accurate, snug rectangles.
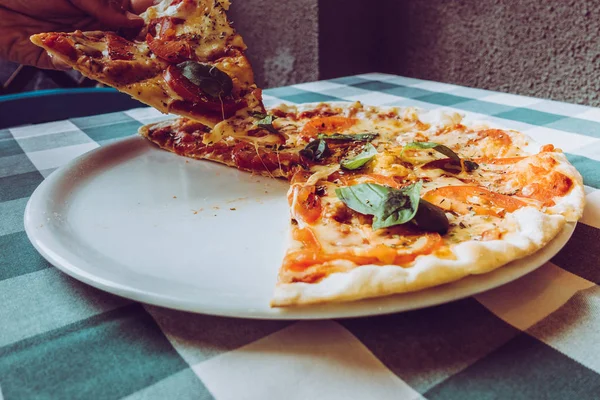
[24,136,575,319]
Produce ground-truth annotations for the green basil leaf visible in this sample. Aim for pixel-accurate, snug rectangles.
[317,133,379,142]
[413,199,450,234]
[335,182,449,232]
[334,182,391,216]
[375,182,422,230]
[250,112,268,119]
[255,114,278,134]
[341,143,378,170]
[402,141,479,172]
[300,139,329,161]
[177,61,233,98]
[335,182,423,230]
[403,142,460,163]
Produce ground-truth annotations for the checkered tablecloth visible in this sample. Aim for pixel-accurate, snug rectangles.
[1,73,600,399]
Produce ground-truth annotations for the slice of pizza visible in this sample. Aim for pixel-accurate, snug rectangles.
[139,102,585,307]
[139,116,302,179]
[30,0,263,127]
[267,103,584,306]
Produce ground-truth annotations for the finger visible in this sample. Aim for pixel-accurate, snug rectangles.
[49,53,72,71]
[70,0,144,29]
[22,46,68,70]
[130,0,158,14]
[36,51,71,71]
[0,32,61,70]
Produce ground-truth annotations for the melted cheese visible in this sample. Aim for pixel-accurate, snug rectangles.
[142,0,243,61]
[71,33,108,55]
[268,102,582,275]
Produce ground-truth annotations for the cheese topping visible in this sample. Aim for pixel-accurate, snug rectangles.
[142,0,244,61]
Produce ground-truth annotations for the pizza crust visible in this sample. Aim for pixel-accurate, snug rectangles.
[544,151,585,222]
[271,207,566,306]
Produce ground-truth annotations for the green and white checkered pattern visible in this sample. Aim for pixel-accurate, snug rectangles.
[1,73,600,399]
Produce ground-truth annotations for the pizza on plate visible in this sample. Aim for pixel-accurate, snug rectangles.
[30,0,584,307]
[30,0,263,127]
[139,102,585,306]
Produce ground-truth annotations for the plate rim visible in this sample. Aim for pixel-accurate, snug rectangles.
[24,135,576,320]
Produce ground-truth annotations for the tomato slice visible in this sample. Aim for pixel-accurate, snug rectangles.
[300,116,358,140]
[473,156,526,165]
[423,146,556,169]
[282,250,378,272]
[41,34,77,61]
[282,233,443,273]
[292,227,321,250]
[106,33,134,60]
[148,16,183,39]
[289,184,323,224]
[164,64,207,102]
[423,186,526,217]
[146,17,192,63]
[164,65,244,116]
[540,144,555,152]
[392,233,443,264]
[476,129,513,147]
[146,34,192,64]
[519,172,573,206]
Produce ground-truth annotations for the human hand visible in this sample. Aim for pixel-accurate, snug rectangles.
[0,0,155,69]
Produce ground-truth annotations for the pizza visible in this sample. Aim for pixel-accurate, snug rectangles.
[139,115,298,179]
[28,0,584,307]
[30,0,263,127]
[139,102,585,306]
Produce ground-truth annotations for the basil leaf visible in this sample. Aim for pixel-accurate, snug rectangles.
[335,182,391,216]
[335,182,449,232]
[402,141,479,172]
[255,114,278,134]
[341,143,378,170]
[300,139,329,161]
[317,133,379,142]
[177,61,233,98]
[403,142,460,162]
[463,160,479,172]
[413,199,449,234]
[375,182,422,230]
[335,182,422,230]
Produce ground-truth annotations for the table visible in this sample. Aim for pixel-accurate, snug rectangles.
[1,73,599,400]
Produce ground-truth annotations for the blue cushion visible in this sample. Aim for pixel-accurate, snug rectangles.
[0,88,144,129]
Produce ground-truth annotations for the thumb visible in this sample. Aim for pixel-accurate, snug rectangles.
[71,0,145,29]
[35,51,72,70]
[130,0,158,14]
[8,40,70,70]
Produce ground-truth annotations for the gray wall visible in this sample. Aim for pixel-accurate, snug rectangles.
[234,0,600,107]
[229,0,319,89]
[387,0,600,106]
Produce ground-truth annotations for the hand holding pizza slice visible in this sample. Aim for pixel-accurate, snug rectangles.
[30,0,264,127]
[26,1,587,308]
